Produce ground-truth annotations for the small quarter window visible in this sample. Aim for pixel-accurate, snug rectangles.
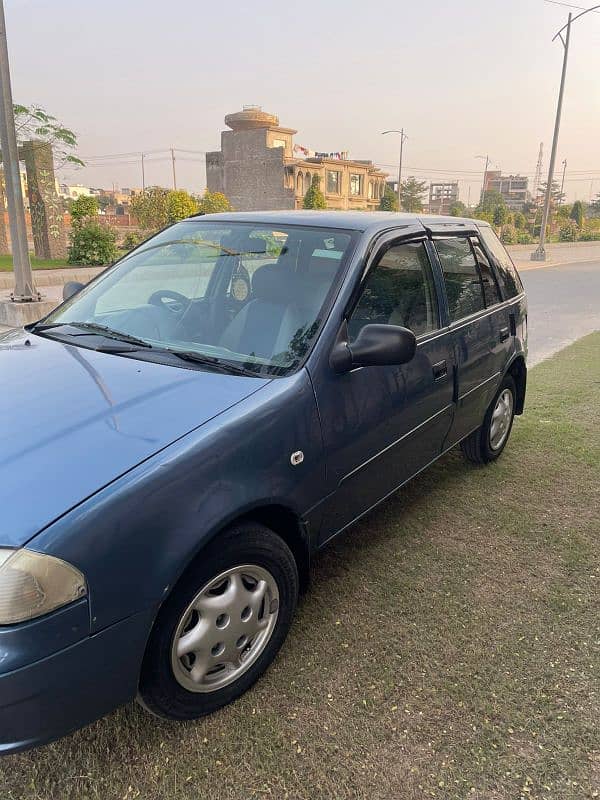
[471,238,502,307]
[478,226,523,299]
[435,237,485,322]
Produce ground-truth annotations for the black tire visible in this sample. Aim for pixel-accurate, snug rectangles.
[138,522,299,720]
[460,374,517,465]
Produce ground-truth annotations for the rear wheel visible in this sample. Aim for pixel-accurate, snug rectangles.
[460,374,516,465]
[138,522,298,720]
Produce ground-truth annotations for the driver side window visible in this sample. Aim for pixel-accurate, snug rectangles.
[349,241,439,341]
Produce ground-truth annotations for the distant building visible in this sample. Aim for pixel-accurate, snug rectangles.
[428,182,459,214]
[59,184,92,200]
[206,107,387,211]
[484,171,530,210]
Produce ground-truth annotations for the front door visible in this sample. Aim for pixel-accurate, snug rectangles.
[311,237,455,543]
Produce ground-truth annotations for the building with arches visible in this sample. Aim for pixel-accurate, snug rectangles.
[206,107,387,212]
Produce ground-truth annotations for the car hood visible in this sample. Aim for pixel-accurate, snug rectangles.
[0,329,270,547]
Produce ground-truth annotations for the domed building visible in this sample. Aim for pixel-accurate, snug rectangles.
[206,107,387,212]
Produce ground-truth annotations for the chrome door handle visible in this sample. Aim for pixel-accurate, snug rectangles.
[499,327,510,342]
[432,360,447,380]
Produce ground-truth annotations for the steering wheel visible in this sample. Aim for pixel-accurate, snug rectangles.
[148,290,191,319]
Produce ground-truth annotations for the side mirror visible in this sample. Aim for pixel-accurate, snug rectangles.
[63,281,84,301]
[330,321,417,374]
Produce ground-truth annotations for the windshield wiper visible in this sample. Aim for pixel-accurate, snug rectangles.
[33,322,153,348]
[164,349,259,377]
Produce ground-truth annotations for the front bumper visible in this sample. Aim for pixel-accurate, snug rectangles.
[0,608,153,755]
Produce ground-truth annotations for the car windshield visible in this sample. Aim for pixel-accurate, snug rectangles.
[40,220,357,376]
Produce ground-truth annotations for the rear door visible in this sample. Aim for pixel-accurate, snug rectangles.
[431,234,509,445]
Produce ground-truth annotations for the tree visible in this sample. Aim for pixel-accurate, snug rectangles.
[478,189,506,214]
[303,175,327,210]
[570,200,585,228]
[513,211,527,230]
[197,190,232,214]
[130,187,171,230]
[13,103,84,168]
[493,204,510,226]
[537,180,565,206]
[379,184,399,212]
[97,195,112,212]
[70,194,98,222]
[400,177,427,212]
[449,200,466,217]
[167,190,199,223]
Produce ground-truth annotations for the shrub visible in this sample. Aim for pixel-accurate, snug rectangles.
[122,231,145,251]
[197,190,232,214]
[570,200,585,228]
[68,221,118,265]
[303,175,327,210]
[500,225,517,245]
[167,190,199,223]
[579,229,600,241]
[517,231,534,245]
[558,220,578,242]
[379,184,399,212]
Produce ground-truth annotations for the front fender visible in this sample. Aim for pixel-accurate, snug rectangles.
[29,369,325,633]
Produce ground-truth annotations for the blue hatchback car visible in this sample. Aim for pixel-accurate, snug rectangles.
[0,211,527,753]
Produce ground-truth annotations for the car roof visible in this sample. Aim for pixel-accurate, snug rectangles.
[187,210,489,236]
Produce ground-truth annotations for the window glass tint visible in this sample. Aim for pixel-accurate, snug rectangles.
[435,237,485,322]
[471,238,502,307]
[478,226,523,298]
[349,241,439,340]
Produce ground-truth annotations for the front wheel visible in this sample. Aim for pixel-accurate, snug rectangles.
[460,374,516,465]
[138,522,299,720]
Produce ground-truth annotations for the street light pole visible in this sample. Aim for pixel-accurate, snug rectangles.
[382,129,407,210]
[0,0,37,302]
[532,5,600,261]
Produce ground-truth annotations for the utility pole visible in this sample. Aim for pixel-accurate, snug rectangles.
[382,129,407,210]
[476,155,490,205]
[530,6,600,260]
[559,159,567,204]
[0,0,37,302]
[171,147,177,190]
[533,142,544,200]
[141,152,146,192]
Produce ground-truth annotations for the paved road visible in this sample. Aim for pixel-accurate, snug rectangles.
[520,259,600,365]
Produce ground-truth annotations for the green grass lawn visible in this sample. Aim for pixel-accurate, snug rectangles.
[1,335,599,800]
[0,255,69,271]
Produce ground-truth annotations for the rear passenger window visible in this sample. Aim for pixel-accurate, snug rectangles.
[478,226,523,298]
[349,241,439,340]
[434,238,485,322]
[471,238,502,307]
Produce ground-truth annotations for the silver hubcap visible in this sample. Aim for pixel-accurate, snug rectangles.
[171,565,279,693]
[489,388,514,451]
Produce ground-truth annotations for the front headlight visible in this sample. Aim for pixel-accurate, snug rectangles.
[0,549,87,625]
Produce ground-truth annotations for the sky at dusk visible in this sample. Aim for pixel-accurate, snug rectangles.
[6,0,600,203]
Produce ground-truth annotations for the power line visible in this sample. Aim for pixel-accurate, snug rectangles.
[543,0,600,12]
